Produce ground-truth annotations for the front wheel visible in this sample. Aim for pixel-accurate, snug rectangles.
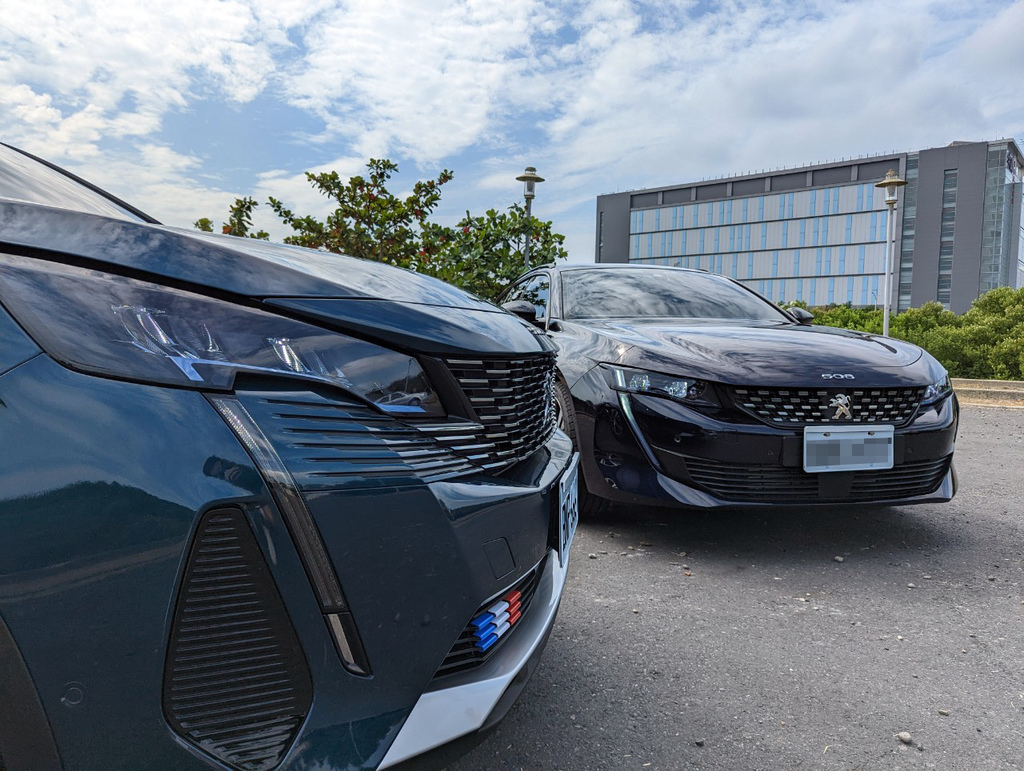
[553,379,608,516]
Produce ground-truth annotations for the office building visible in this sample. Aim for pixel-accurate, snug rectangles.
[595,139,1023,313]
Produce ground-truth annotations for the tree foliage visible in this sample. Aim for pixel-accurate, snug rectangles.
[197,160,567,299]
[194,197,269,240]
[268,159,453,270]
[429,204,568,298]
[784,287,1024,380]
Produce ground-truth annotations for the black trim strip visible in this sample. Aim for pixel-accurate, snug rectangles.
[207,395,372,677]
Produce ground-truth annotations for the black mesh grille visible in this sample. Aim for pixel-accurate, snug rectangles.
[731,386,926,426]
[164,508,312,771]
[443,354,556,470]
[683,455,951,503]
[432,568,542,680]
[849,457,953,499]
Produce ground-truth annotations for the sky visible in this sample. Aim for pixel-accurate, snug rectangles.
[2,0,1023,263]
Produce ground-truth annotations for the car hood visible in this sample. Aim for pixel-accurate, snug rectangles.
[0,201,495,307]
[578,318,929,386]
[0,201,548,355]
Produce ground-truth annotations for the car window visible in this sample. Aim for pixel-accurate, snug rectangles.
[561,268,788,321]
[505,274,550,321]
[0,144,148,222]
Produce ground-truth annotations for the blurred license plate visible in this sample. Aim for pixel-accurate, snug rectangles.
[556,453,580,567]
[803,425,894,473]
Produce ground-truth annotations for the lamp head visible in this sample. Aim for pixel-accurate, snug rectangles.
[516,166,545,200]
[874,168,907,206]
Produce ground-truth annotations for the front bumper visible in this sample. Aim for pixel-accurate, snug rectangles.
[0,354,574,770]
[379,546,567,767]
[571,366,959,508]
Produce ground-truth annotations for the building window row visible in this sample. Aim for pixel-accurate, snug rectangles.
[897,154,919,312]
[634,257,884,307]
[936,169,958,307]
[630,243,886,281]
[629,213,887,259]
[628,184,883,234]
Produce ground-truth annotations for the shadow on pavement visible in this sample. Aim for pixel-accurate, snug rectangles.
[579,500,961,568]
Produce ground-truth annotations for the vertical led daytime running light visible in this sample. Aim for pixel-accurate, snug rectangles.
[208,394,371,676]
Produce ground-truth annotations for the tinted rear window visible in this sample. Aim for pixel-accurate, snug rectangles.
[561,268,787,321]
[0,144,146,222]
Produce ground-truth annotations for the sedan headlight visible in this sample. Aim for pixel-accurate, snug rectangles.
[0,255,443,415]
[921,373,953,405]
[602,364,708,403]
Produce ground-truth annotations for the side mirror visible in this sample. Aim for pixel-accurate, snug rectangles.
[789,307,814,325]
[502,299,539,324]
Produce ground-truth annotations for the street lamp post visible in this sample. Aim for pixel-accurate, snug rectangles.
[516,166,544,270]
[874,169,907,337]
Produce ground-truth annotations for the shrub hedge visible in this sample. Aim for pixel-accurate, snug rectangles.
[782,287,1024,381]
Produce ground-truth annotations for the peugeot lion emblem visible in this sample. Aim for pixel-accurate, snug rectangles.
[829,393,853,420]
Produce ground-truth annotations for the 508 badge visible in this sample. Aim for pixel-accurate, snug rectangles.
[821,373,855,379]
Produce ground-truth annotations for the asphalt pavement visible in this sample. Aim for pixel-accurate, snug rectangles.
[449,404,1024,770]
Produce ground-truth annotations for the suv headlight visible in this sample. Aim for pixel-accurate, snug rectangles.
[601,364,709,403]
[921,373,953,405]
[0,255,443,415]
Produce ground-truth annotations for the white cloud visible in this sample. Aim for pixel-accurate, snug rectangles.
[0,85,62,127]
[1,0,1021,265]
[0,0,318,159]
[281,0,543,162]
[497,0,1024,258]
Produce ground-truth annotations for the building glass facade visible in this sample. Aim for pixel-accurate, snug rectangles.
[981,142,1019,293]
[626,184,889,306]
[596,139,1024,314]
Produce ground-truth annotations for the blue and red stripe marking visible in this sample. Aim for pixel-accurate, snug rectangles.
[470,589,523,652]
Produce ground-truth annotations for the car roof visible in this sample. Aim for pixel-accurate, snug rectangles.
[545,263,712,276]
[513,264,724,290]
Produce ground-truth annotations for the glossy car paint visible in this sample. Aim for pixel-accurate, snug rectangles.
[506,265,958,510]
[0,147,574,769]
[0,200,496,309]
[0,303,40,374]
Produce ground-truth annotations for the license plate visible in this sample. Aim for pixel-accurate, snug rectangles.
[803,425,894,473]
[556,453,580,567]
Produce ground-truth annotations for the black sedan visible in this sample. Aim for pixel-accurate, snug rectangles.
[0,143,578,770]
[501,264,957,512]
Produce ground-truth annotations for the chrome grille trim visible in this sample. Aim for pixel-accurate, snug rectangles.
[443,353,557,471]
[234,353,557,489]
[731,386,927,426]
[233,392,479,489]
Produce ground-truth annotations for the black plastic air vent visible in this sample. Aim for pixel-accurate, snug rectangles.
[163,508,312,770]
[682,455,951,503]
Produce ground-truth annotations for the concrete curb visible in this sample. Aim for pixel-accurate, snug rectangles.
[952,378,1024,406]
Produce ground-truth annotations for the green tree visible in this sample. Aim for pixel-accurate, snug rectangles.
[786,288,1024,380]
[812,303,883,334]
[427,204,568,298]
[196,159,568,300]
[952,287,1024,379]
[194,197,269,239]
[268,159,454,271]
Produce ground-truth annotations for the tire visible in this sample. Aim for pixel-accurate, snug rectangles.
[553,379,608,516]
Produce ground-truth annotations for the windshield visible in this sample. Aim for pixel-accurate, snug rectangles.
[561,268,789,321]
[0,144,149,222]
